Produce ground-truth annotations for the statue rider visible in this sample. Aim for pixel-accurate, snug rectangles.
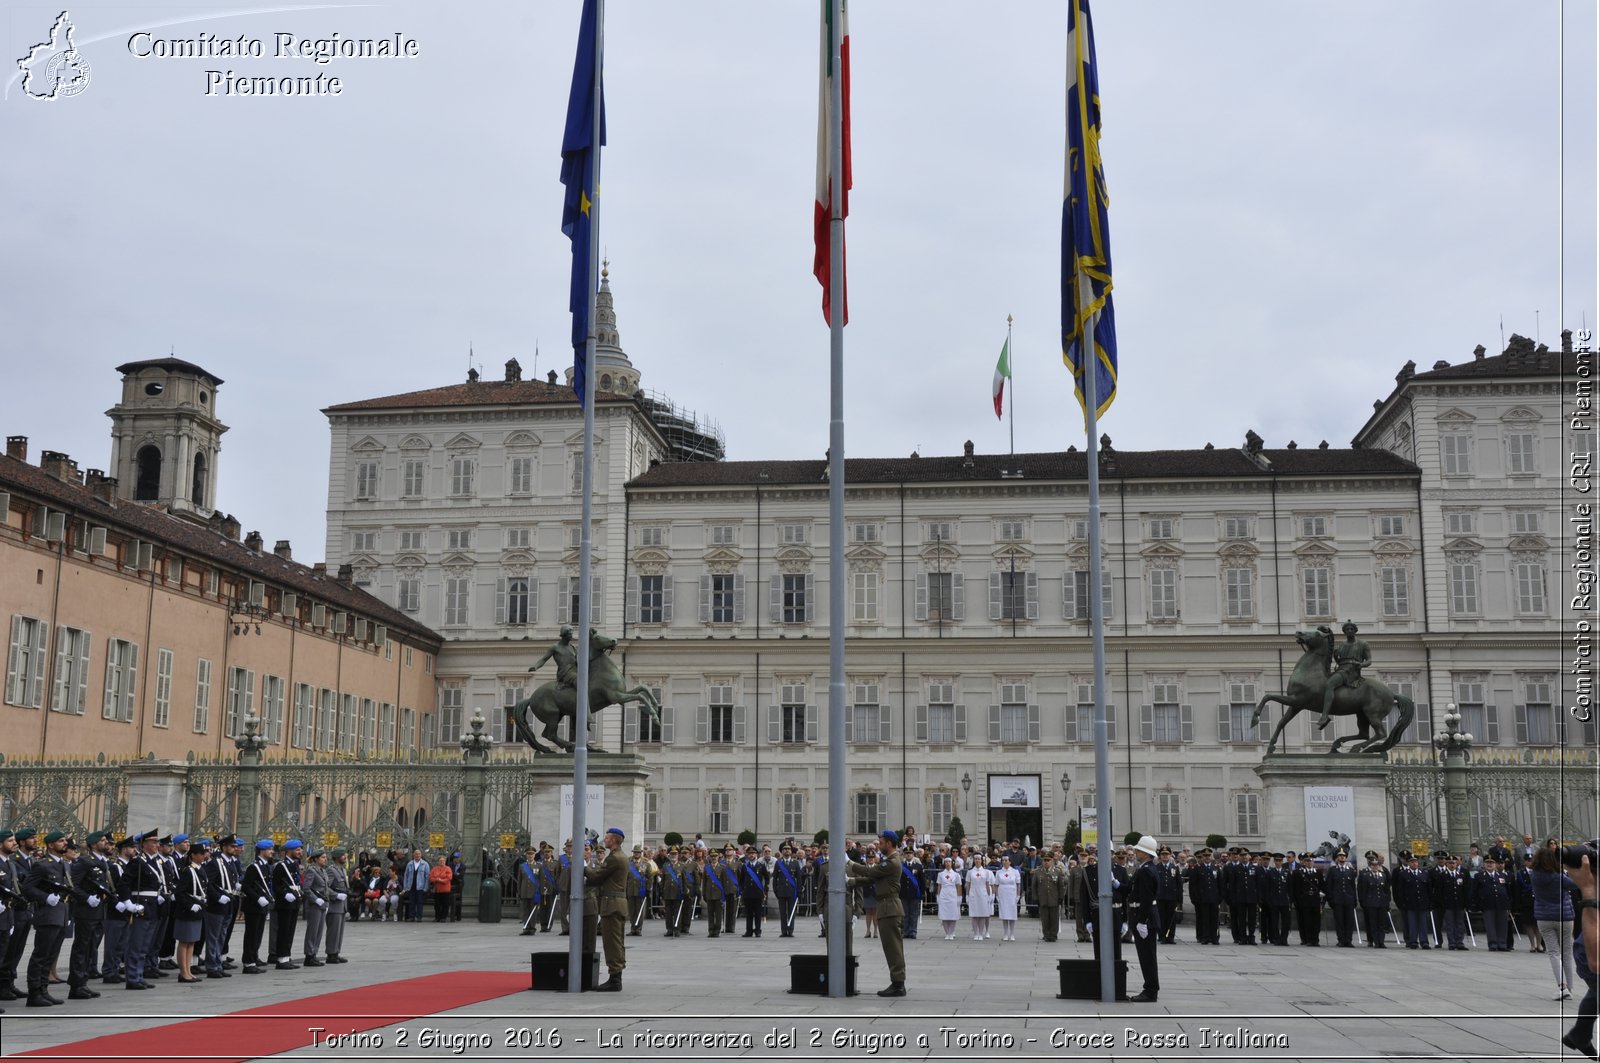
[1318,621,1371,730]
[530,625,619,692]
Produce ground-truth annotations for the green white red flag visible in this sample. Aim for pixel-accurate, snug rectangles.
[814,0,851,325]
[992,337,1011,419]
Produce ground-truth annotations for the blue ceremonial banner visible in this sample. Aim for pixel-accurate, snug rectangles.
[560,0,605,407]
[1062,0,1117,419]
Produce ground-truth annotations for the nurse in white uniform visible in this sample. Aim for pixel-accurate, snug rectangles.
[994,855,1022,940]
[966,861,995,940]
[936,859,964,939]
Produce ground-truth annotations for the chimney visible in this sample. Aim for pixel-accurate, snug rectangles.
[273,539,293,561]
[1563,328,1574,353]
[85,469,117,503]
[40,450,81,484]
[1396,360,1416,384]
[312,562,328,577]
[336,562,354,585]
[1473,344,1486,360]
[1432,360,1451,370]
[244,530,264,553]
[467,367,480,383]
[505,357,522,382]
[962,440,975,469]
[220,513,241,541]
[6,436,28,462]
[547,369,559,385]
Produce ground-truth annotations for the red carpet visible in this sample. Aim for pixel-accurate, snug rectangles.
[16,970,530,1063]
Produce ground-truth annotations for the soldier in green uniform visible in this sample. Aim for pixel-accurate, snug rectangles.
[847,830,907,997]
[1032,850,1069,942]
[697,850,723,937]
[585,828,630,992]
[1319,620,1371,730]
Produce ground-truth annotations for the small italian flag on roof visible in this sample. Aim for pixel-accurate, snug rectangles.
[992,337,1010,419]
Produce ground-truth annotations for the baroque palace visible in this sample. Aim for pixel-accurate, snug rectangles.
[317,276,1591,849]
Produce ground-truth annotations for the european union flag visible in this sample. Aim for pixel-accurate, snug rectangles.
[561,0,605,407]
[1062,0,1116,419]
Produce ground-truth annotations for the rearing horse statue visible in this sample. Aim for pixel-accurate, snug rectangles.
[1251,627,1413,755]
[511,634,661,755]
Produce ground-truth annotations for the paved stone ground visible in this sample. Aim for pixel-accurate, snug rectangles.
[0,913,1586,1061]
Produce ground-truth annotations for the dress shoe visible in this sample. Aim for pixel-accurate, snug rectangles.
[595,973,621,992]
[177,976,201,984]
[146,969,168,979]
[102,975,125,984]
[0,985,20,1001]
[27,993,54,1008]
[328,955,347,964]
[68,987,100,1000]
[223,959,237,969]
[303,957,325,967]
[126,981,150,990]
[159,959,179,970]
[207,971,229,979]
[1130,991,1159,1003]
[243,965,264,974]
[1560,1032,1598,1060]
[44,992,65,1004]
[275,962,299,971]
[876,982,906,997]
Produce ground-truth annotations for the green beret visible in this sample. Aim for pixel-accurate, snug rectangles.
[44,830,67,844]
[87,831,106,846]
[13,828,37,842]
[331,849,347,859]
[0,830,12,842]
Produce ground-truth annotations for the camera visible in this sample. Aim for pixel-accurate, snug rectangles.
[1561,841,1599,870]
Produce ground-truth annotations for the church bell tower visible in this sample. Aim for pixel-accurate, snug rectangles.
[107,357,228,516]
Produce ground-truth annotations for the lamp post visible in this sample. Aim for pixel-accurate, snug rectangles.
[1060,771,1072,810]
[961,772,972,811]
[1432,703,1474,855]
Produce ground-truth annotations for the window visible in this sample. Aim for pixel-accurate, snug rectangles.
[1222,516,1253,540]
[1073,698,1117,742]
[359,697,376,756]
[1068,570,1113,621]
[1148,567,1177,620]
[1158,792,1181,836]
[637,574,667,624]
[1383,678,1427,745]
[421,712,436,750]
[1224,567,1254,619]
[1379,565,1410,617]
[397,577,421,613]
[924,571,955,621]
[781,573,810,624]
[643,790,659,834]
[401,707,416,749]
[1448,558,1479,614]
[1455,676,1493,745]
[924,521,953,544]
[6,616,48,708]
[399,529,425,551]
[1302,567,1331,618]
[709,524,737,547]
[852,522,880,544]
[1519,678,1556,745]
[1235,792,1260,836]
[446,529,473,551]
[708,683,735,744]
[854,792,883,836]
[153,649,174,728]
[1070,519,1093,541]
[450,456,475,496]
[355,461,379,500]
[851,681,883,744]
[560,575,607,627]
[508,456,534,495]
[638,526,665,548]
[501,577,531,625]
[1376,515,1405,537]
[445,577,470,626]
[1510,510,1542,534]
[1299,515,1328,538]
[927,681,956,745]
[1514,561,1547,613]
[998,519,1027,542]
[1225,679,1259,742]
[504,527,531,549]
[1506,431,1538,474]
[1442,432,1472,475]
[292,683,313,748]
[852,571,880,622]
[782,523,811,545]
[998,680,1028,743]
[430,683,461,745]
[637,699,662,744]
[994,569,1034,620]
[1148,517,1175,540]
[929,791,954,838]
[402,459,425,498]
[779,699,806,744]
[318,688,336,750]
[194,659,212,733]
[709,792,731,834]
[50,627,90,715]
[351,529,377,553]
[224,666,253,738]
[709,573,739,624]
[381,702,395,751]
[1150,681,1182,743]
[1444,511,1475,536]
[97,639,137,722]
[782,792,805,835]
[261,676,284,744]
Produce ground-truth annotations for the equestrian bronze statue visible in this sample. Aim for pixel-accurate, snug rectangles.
[1251,625,1413,755]
[511,625,661,755]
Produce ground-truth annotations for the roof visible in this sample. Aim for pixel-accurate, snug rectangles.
[325,378,636,413]
[0,455,441,648]
[627,445,1418,490]
[114,357,224,388]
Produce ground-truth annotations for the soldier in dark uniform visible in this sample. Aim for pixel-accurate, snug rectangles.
[240,840,275,972]
[1081,847,1125,964]
[0,827,39,1001]
[101,835,137,983]
[21,831,72,1006]
[66,831,113,998]
[1186,848,1221,944]
[1323,850,1359,946]
[0,830,15,1010]
[271,839,305,970]
[773,845,803,937]
[739,848,770,937]
[1395,852,1431,948]
[1260,853,1292,946]
[117,831,164,989]
[1357,851,1392,947]
[1474,854,1512,951]
[897,848,922,940]
[1154,848,1184,944]
[215,835,244,968]
[1431,853,1468,949]
[201,835,239,977]
[1127,836,1163,1003]
[1230,850,1262,944]
[537,847,560,932]
[584,828,630,992]
[1291,851,1326,945]
[846,831,907,997]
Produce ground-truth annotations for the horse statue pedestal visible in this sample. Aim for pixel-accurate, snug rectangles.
[1253,753,1392,859]
[522,754,652,844]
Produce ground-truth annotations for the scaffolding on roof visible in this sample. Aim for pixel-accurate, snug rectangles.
[639,389,725,463]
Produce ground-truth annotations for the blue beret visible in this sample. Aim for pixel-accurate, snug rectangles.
[880,830,900,844]
[173,833,189,844]
[285,838,304,851]
[255,839,275,851]
[606,827,625,839]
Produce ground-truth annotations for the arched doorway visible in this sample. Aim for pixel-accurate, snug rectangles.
[191,452,207,506]
[135,444,162,501]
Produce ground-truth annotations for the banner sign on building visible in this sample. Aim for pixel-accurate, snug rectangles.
[1303,785,1356,858]
[559,784,606,843]
[988,774,1041,808]
[1080,805,1099,847]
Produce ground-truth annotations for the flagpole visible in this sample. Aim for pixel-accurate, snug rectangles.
[1006,315,1014,456]
[568,0,603,996]
[824,0,849,1000]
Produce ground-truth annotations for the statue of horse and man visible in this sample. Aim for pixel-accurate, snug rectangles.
[511,625,661,755]
[1251,621,1414,755]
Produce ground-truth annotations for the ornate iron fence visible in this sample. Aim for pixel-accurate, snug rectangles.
[0,752,131,837]
[1388,756,1598,854]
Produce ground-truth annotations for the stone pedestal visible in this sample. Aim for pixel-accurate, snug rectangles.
[521,754,652,844]
[1253,754,1391,858]
[124,760,191,833]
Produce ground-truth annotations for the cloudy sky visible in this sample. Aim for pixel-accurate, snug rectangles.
[2,1,1593,560]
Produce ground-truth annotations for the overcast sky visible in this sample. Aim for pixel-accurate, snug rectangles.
[2,1,1594,561]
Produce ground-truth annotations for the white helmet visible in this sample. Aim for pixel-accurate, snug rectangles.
[1133,835,1160,857]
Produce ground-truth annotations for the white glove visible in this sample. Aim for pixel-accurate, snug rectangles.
[157,894,167,905]
[87,895,101,908]
[335,893,347,902]
[285,891,297,903]
[190,903,202,914]
[256,896,269,909]
[1136,923,1149,939]
[132,903,146,915]
[45,893,61,907]
[114,900,127,912]
[314,897,325,908]
[1085,922,1093,934]
[1120,923,1128,937]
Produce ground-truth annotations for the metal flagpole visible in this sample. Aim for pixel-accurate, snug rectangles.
[568,0,603,995]
[824,0,849,999]
[1007,315,1014,457]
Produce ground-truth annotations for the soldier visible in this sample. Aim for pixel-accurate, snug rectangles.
[1395,852,1431,948]
[66,831,113,998]
[1431,852,1469,950]
[1032,851,1068,943]
[271,839,305,970]
[847,831,907,997]
[1081,846,1125,962]
[240,840,275,972]
[1155,848,1184,944]
[537,846,560,932]
[658,849,686,937]
[516,848,541,935]
[1319,620,1371,730]
[584,827,630,992]
[325,850,351,964]
[1474,854,1512,951]
[100,835,137,984]
[152,834,180,973]
[739,847,770,937]
[1323,850,1359,946]
[718,849,739,935]
[1261,853,1292,946]
[698,850,724,938]
[773,844,803,938]
[898,847,923,940]
[301,849,330,966]
[1127,836,1162,1003]
[0,827,38,1001]
[117,831,164,990]
[173,838,211,982]
[1358,851,1393,947]
[199,835,237,978]
[22,831,72,1007]
[626,846,652,936]
[216,835,244,969]
[1289,851,1323,945]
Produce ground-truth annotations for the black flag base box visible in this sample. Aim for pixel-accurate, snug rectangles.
[529,951,601,991]
[788,954,858,996]
[1057,957,1128,1000]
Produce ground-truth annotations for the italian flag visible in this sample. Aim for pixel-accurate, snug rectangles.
[992,337,1010,419]
[814,0,851,325]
